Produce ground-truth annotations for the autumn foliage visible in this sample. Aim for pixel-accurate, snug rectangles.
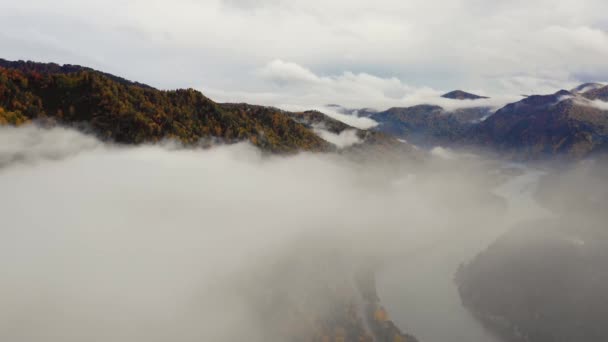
[0,59,330,153]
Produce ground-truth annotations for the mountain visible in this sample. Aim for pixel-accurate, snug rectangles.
[371,85,608,159]
[287,108,414,152]
[0,58,154,89]
[441,90,489,100]
[360,91,491,146]
[326,104,379,117]
[469,89,608,159]
[0,58,416,154]
[371,105,492,145]
[571,82,605,94]
[288,108,354,132]
[456,160,608,342]
[0,59,338,153]
[4,58,607,161]
[0,59,421,342]
[372,105,458,144]
[581,84,608,101]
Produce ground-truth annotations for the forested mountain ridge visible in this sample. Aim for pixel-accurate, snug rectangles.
[0,59,331,153]
[581,84,608,101]
[371,104,492,146]
[0,58,154,89]
[468,89,608,159]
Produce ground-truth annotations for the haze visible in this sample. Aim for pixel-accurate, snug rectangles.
[1,126,606,341]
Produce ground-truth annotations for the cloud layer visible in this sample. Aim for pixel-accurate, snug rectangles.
[2,0,608,109]
[0,125,517,342]
[1,125,608,341]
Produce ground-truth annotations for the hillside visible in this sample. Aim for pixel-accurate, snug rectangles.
[0,59,331,153]
[361,90,491,146]
[371,105,491,145]
[581,84,608,101]
[469,90,608,159]
[571,82,605,94]
[455,160,608,342]
[246,249,420,342]
[456,218,608,342]
[370,86,608,159]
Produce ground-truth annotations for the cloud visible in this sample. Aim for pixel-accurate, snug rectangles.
[222,0,283,10]
[0,125,527,342]
[313,128,361,148]
[0,125,101,168]
[209,60,519,112]
[575,83,605,93]
[315,107,379,129]
[254,59,412,105]
[576,98,608,110]
[287,104,379,129]
[431,146,458,160]
[257,59,320,85]
[1,125,608,341]
[3,0,608,109]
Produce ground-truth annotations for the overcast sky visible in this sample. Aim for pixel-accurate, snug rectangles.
[2,0,608,109]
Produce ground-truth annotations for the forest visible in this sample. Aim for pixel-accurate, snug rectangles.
[0,59,329,153]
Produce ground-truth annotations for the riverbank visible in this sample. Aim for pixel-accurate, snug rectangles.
[376,167,547,342]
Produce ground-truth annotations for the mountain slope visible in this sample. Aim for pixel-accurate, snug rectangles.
[286,109,412,153]
[469,90,608,158]
[371,85,608,159]
[371,105,492,145]
[0,59,330,153]
[571,82,605,94]
[582,84,608,101]
[456,218,608,342]
[0,58,154,89]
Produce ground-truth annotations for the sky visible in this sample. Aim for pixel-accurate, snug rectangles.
[2,0,608,109]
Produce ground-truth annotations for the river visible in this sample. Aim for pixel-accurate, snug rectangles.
[377,168,548,342]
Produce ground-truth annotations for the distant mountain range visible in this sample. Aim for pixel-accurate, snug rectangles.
[336,87,608,159]
[2,58,608,159]
[469,89,608,159]
[371,104,493,146]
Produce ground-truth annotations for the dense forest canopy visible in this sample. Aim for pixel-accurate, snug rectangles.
[0,59,330,153]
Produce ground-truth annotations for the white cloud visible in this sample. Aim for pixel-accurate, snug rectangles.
[575,97,608,111]
[431,146,458,160]
[1,126,608,342]
[209,60,519,112]
[587,99,608,110]
[0,125,521,342]
[2,0,608,109]
[573,83,605,93]
[222,0,283,10]
[257,59,320,85]
[316,108,379,129]
[313,128,361,148]
[0,125,101,167]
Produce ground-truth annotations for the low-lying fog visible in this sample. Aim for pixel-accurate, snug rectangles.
[0,125,606,342]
